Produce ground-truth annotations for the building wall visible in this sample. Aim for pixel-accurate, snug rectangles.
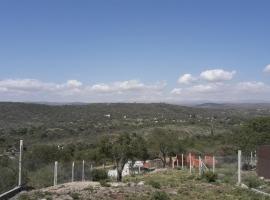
[257,145,270,179]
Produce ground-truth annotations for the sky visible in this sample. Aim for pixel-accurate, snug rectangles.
[0,0,270,103]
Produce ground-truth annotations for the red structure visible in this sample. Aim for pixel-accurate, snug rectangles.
[257,145,270,179]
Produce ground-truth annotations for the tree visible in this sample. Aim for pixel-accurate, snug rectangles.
[99,133,148,182]
[147,128,181,168]
[233,117,270,153]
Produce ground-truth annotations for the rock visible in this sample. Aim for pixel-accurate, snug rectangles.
[137,181,145,186]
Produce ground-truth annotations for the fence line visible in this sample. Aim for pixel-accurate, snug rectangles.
[0,140,263,198]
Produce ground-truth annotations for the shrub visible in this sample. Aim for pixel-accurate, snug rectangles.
[151,191,170,200]
[70,192,80,200]
[242,163,254,171]
[147,180,161,189]
[202,171,218,182]
[99,180,111,187]
[18,193,31,200]
[245,176,263,188]
[91,169,108,181]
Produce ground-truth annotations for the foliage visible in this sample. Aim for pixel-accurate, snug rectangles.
[232,117,270,153]
[99,180,111,187]
[99,133,148,181]
[91,169,108,181]
[27,165,54,188]
[147,128,183,167]
[147,180,161,189]
[244,175,264,188]
[0,155,18,193]
[202,171,218,182]
[70,192,80,200]
[151,191,170,200]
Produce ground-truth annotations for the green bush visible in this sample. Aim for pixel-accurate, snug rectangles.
[202,171,218,182]
[27,165,54,188]
[99,180,111,187]
[147,180,161,189]
[151,191,170,200]
[245,176,263,188]
[70,192,80,200]
[18,193,31,200]
[91,169,108,181]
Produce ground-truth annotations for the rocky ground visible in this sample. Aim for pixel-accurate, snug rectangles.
[13,181,155,200]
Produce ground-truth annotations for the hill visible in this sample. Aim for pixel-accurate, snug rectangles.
[1,102,270,149]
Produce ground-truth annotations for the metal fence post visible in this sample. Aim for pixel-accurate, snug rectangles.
[238,150,242,186]
[18,140,23,186]
[54,161,58,186]
[72,161,74,182]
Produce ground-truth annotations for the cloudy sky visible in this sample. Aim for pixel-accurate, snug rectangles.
[0,0,270,103]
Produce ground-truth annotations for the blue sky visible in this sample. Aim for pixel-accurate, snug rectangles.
[0,0,270,103]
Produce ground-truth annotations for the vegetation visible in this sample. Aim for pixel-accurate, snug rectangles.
[91,169,108,181]
[19,170,270,200]
[201,171,218,183]
[2,102,270,195]
[151,191,170,200]
[98,133,148,181]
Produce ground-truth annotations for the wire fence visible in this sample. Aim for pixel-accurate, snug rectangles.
[2,140,270,197]
[0,154,19,194]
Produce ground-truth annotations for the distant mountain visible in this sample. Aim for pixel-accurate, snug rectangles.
[196,102,270,109]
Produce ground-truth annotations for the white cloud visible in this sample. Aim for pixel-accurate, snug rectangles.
[170,81,270,102]
[171,88,182,95]
[66,80,82,88]
[263,64,270,73]
[189,83,221,93]
[236,81,267,92]
[178,74,196,84]
[0,79,56,92]
[0,79,166,102]
[200,69,236,82]
[90,80,166,93]
[91,84,111,93]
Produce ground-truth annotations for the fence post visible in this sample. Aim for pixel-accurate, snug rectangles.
[181,154,184,169]
[199,156,202,176]
[72,161,74,182]
[54,161,58,186]
[189,153,192,174]
[18,140,23,186]
[255,150,257,165]
[212,156,215,173]
[238,150,242,186]
[82,160,85,182]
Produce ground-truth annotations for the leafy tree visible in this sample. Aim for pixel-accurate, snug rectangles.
[147,128,182,168]
[233,117,270,153]
[98,133,148,181]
